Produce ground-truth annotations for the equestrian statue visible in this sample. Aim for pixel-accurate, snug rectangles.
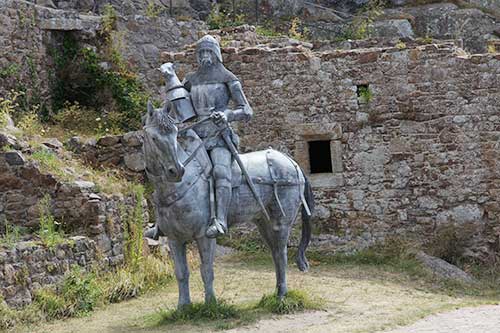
[143,35,314,308]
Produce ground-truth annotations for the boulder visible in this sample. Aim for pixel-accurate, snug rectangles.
[416,251,476,284]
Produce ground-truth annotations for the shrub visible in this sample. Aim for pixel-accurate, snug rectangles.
[17,107,44,137]
[425,223,476,266]
[0,90,22,127]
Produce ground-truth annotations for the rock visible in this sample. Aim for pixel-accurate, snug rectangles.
[97,135,121,146]
[36,0,57,8]
[73,180,95,190]
[371,19,415,39]
[215,244,235,258]
[124,152,145,171]
[41,138,63,150]
[3,151,26,166]
[416,251,476,284]
[122,131,143,147]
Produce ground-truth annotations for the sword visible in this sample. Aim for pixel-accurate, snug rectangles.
[219,126,271,222]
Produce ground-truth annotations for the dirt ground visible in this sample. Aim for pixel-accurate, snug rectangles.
[16,254,499,333]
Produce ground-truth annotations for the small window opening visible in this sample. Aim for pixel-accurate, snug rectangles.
[356,84,372,104]
[308,140,333,174]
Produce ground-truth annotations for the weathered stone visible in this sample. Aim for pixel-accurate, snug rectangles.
[124,152,145,171]
[3,151,25,166]
[97,136,121,147]
[41,138,63,150]
[73,180,95,190]
[122,131,143,147]
[416,251,476,284]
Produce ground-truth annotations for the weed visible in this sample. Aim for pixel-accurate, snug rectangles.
[257,289,324,314]
[207,4,246,30]
[288,17,309,41]
[35,266,101,319]
[17,107,44,137]
[347,0,386,40]
[0,90,22,127]
[0,297,41,331]
[146,1,162,18]
[488,43,497,54]
[123,184,146,270]
[357,85,373,103]
[30,150,63,177]
[396,40,407,49]
[0,220,21,248]
[0,63,20,79]
[37,194,64,249]
[255,25,284,38]
[103,255,173,303]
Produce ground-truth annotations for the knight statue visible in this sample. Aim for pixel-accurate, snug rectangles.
[142,34,314,307]
[146,35,253,239]
[183,35,253,237]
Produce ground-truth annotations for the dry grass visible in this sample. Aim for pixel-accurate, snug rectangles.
[15,253,500,333]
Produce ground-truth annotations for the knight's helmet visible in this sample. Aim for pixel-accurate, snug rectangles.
[159,62,196,123]
[196,35,222,64]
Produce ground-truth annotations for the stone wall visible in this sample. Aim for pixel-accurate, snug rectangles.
[0,236,101,307]
[159,41,499,256]
[0,147,150,306]
[0,0,206,110]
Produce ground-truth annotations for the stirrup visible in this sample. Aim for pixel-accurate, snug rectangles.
[206,218,227,238]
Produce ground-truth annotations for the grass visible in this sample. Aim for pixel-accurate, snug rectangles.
[17,250,500,333]
[257,289,324,314]
[144,288,324,331]
[27,144,135,195]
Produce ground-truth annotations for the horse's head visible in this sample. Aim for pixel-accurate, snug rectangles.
[143,101,185,182]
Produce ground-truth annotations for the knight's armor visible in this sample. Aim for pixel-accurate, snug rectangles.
[184,35,253,238]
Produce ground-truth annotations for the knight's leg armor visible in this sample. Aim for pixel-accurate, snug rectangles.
[206,147,232,238]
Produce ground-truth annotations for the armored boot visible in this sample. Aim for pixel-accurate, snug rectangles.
[206,184,231,238]
[206,151,232,238]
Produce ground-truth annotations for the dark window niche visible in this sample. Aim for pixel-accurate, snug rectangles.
[308,140,333,174]
[356,84,372,104]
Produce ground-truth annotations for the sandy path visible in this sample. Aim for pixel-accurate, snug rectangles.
[385,305,500,333]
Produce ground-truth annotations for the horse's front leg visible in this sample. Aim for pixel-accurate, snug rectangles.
[168,239,191,308]
[196,236,216,303]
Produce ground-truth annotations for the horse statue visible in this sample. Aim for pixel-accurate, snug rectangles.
[142,100,314,309]
[143,41,314,307]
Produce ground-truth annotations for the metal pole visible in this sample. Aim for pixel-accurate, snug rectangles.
[169,0,172,16]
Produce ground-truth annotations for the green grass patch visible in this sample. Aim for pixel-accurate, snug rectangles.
[257,289,324,314]
[156,300,241,323]
[144,289,323,331]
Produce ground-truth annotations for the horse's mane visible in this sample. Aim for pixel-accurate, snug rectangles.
[148,105,177,133]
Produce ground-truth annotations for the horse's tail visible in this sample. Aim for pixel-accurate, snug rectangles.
[296,169,314,272]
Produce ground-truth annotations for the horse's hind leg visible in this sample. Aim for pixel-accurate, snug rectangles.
[257,220,290,299]
[196,236,216,303]
[168,239,191,308]
[271,226,290,299]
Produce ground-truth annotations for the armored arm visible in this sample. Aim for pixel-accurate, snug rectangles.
[225,80,253,122]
